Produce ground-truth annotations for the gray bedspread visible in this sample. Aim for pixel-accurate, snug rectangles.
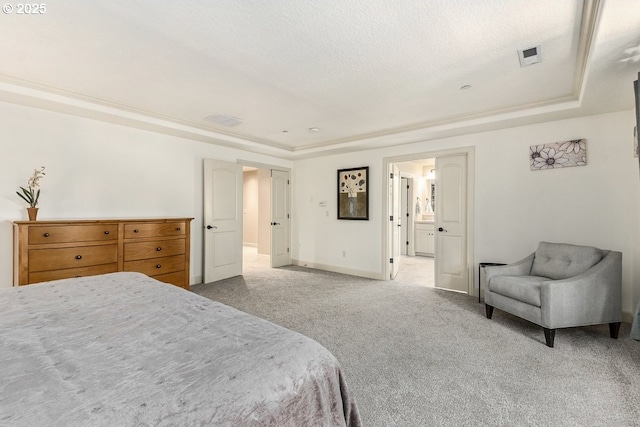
[0,272,360,426]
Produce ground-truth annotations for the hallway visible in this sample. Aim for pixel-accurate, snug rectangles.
[395,255,434,287]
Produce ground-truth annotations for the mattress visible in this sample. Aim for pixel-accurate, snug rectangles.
[0,272,360,426]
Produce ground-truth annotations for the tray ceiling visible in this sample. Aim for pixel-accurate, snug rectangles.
[1,0,639,158]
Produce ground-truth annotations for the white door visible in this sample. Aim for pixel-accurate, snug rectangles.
[434,155,468,292]
[406,178,415,257]
[400,177,408,255]
[390,165,401,279]
[203,159,243,283]
[270,170,290,268]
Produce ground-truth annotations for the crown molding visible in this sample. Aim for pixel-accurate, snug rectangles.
[0,74,294,153]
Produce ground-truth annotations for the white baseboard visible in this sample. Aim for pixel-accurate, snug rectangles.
[191,274,203,286]
[622,311,634,324]
[242,243,258,248]
[292,259,384,280]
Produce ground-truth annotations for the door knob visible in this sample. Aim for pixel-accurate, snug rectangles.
[438,227,447,232]
[206,225,217,229]
[271,222,281,226]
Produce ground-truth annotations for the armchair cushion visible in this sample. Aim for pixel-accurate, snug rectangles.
[530,242,602,280]
[488,275,547,307]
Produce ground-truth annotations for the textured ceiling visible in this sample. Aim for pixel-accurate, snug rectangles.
[1,0,639,158]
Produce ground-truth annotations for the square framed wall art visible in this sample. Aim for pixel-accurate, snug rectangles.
[337,166,369,220]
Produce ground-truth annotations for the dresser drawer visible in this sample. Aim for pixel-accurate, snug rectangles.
[29,263,118,284]
[152,270,187,290]
[29,224,118,245]
[124,255,185,276]
[29,244,118,272]
[124,222,186,239]
[123,239,185,261]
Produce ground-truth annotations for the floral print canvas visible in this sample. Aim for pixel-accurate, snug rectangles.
[530,139,586,171]
[338,166,368,220]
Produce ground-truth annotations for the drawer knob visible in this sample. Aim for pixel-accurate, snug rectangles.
[156,264,162,269]
[176,227,181,231]
[156,247,162,251]
[76,255,82,260]
[43,233,50,237]
[133,229,139,233]
[104,230,110,235]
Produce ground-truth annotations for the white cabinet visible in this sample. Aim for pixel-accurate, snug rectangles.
[414,222,434,256]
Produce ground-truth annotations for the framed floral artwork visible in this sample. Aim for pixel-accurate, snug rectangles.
[338,166,368,220]
[530,139,586,170]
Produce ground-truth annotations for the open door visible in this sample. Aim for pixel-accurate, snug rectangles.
[434,155,468,292]
[270,170,290,267]
[401,177,408,256]
[203,159,243,283]
[389,164,401,279]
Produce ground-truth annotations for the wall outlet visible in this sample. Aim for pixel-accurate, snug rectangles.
[342,251,346,258]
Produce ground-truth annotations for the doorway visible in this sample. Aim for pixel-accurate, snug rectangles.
[203,159,291,283]
[383,147,475,294]
[242,166,271,268]
[241,166,291,272]
[395,159,436,288]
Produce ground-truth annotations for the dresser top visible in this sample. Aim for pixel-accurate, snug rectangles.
[14,218,194,225]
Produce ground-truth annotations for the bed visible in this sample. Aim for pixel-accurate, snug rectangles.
[0,272,361,426]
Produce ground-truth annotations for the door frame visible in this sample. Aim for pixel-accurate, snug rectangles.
[382,147,475,294]
[238,159,292,268]
[389,164,401,279]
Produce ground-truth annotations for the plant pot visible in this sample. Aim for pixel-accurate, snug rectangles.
[27,207,39,221]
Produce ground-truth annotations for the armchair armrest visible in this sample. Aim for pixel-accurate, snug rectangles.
[484,253,534,286]
[541,251,622,328]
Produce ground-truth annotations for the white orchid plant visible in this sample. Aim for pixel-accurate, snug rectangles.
[16,166,46,208]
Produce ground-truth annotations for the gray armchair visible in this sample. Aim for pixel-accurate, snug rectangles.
[484,242,622,347]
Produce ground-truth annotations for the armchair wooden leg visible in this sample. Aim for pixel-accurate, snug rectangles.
[485,304,494,319]
[543,328,555,348]
[609,322,621,339]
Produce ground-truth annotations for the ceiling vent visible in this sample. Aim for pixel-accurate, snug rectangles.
[203,113,244,127]
[518,45,542,67]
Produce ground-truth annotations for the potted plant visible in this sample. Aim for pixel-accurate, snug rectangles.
[16,166,45,220]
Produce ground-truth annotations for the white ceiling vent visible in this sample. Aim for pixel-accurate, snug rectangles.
[203,113,244,127]
[518,45,542,67]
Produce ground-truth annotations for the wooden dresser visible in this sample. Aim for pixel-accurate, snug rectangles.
[13,218,193,290]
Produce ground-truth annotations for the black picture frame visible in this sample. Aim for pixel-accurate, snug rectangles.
[337,166,369,220]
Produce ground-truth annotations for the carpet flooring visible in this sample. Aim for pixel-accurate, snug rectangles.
[192,253,640,427]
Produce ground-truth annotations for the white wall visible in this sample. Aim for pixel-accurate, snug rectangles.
[293,158,384,278]
[242,170,259,246]
[292,110,640,316]
[0,101,292,287]
[3,100,638,318]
